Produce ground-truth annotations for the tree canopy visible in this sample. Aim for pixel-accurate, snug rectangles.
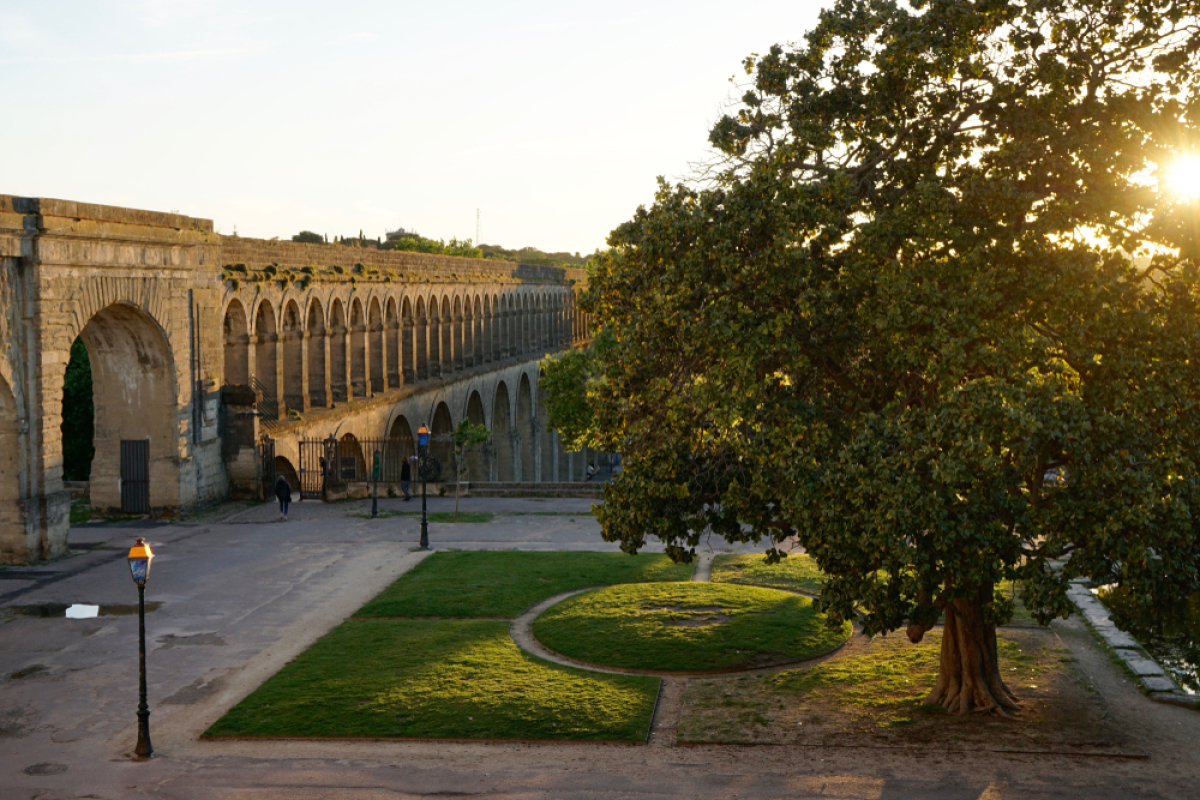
[571,0,1200,714]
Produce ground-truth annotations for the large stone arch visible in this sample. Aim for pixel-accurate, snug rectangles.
[350,298,367,398]
[282,299,304,411]
[431,401,455,481]
[306,298,326,407]
[521,295,531,355]
[329,298,348,403]
[463,390,488,483]
[0,374,25,563]
[222,298,249,386]
[369,296,384,394]
[461,295,472,369]
[385,296,400,389]
[386,413,415,479]
[517,372,534,481]
[254,299,277,404]
[77,303,180,515]
[492,381,513,481]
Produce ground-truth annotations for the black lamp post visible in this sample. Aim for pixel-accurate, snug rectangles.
[127,538,154,759]
[418,425,430,549]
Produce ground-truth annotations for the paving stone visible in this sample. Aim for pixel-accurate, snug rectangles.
[1120,653,1165,676]
[1101,629,1141,649]
[1141,675,1179,693]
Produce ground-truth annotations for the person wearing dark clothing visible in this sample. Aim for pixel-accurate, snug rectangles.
[275,475,292,521]
[400,458,412,501]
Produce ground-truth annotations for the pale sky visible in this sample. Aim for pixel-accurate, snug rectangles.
[1,1,826,254]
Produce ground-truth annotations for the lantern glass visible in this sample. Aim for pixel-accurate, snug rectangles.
[129,559,149,585]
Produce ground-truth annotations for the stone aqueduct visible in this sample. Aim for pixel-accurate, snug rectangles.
[0,196,594,565]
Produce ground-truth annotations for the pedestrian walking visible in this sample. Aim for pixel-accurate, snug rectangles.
[275,474,292,521]
[400,457,412,501]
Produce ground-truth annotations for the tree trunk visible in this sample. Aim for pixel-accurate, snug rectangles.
[908,592,1021,716]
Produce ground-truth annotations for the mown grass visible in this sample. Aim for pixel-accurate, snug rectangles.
[711,553,826,595]
[356,550,694,619]
[533,582,852,672]
[713,556,1042,628]
[69,499,92,525]
[205,619,659,741]
[679,630,1064,742]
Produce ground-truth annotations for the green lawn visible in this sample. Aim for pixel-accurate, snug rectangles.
[711,553,826,595]
[204,619,659,741]
[356,550,694,619]
[532,582,852,672]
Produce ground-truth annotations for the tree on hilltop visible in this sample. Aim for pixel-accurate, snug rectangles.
[292,231,323,244]
[565,0,1200,715]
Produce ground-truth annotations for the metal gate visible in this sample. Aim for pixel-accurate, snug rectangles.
[298,437,336,500]
[120,440,150,514]
[258,435,275,500]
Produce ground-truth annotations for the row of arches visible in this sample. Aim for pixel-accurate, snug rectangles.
[223,288,592,414]
[272,370,606,492]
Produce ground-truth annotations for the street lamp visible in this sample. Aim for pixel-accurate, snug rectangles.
[417,425,430,549]
[126,538,154,759]
[371,448,381,518]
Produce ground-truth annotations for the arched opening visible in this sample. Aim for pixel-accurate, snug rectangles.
[461,296,472,369]
[338,432,366,481]
[464,391,488,483]
[0,375,25,563]
[481,295,492,364]
[386,297,400,389]
[473,296,484,365]
[427,297,441,378]
[517,373,534,481]
[369,297,384,394]
[401,298,415,384]
[431,402,455,482]
[386,414,415,480]
[76,303,179,515]
[535,295,544,352]
[274,455,300,495]
[223,299,249,386]
[307,300,327,407]
[538,394,554,482]
[415,297,429,381]
[441,296,453,375]
[61,336,94,482]
[282,300,304,411]
[493,382,513,481]
[521,295,531,355]
[452,296,464,371]
[329,299,348,403]
[350,298,367,398]
[254,300,277,406]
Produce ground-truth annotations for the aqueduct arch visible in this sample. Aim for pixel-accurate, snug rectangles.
[77,303,180,516]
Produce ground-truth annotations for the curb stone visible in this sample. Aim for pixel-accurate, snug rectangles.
[1067,581,1195,708]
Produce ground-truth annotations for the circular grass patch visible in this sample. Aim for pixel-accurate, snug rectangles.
[531,582,852,672]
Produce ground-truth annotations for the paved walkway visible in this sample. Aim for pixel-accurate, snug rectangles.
[1,498,1198,799]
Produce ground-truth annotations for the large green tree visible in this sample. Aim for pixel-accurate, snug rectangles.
[577,0,1200,714]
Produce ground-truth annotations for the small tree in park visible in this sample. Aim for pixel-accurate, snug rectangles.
[567,0,1200,715]
[451,419,491,520]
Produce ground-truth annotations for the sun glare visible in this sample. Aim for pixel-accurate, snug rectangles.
[1166,156,1200,199]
